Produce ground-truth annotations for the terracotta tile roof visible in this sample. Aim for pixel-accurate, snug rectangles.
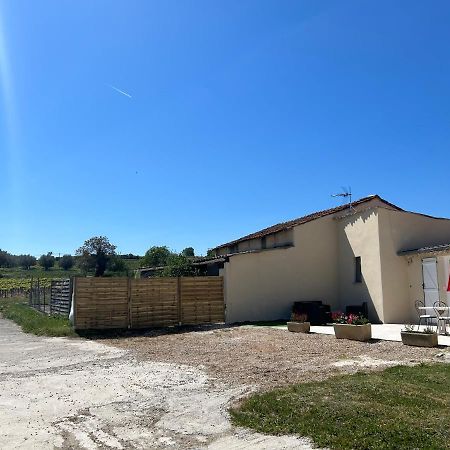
[213,195,402,250]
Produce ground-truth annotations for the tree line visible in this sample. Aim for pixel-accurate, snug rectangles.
[0,237,202,277]
[0,250,77,271]
[75,238,200,277]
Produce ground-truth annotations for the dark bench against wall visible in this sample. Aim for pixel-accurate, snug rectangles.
[292,301,331,325]
[345,302,368,318]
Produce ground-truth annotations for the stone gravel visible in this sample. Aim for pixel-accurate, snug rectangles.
[101,325,444,390]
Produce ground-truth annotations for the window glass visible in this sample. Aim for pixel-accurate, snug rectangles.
[355,256,362,283]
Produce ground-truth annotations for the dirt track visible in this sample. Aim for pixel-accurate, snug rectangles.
[0,319,315,449]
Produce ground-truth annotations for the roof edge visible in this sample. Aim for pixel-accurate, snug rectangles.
[398,243,450,256]
[212,195,401,250]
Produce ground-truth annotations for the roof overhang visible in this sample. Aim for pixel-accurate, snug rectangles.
[192,257,227,266]
[398,243,450,256]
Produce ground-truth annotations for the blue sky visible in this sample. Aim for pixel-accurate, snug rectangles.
[1,0,449,257]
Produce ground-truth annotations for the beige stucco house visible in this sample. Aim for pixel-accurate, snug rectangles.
[210,195,450,324]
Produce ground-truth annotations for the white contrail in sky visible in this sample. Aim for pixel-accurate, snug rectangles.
[0,6,21,196]
[108,84,132,98]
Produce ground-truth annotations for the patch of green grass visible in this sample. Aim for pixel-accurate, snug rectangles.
[230,364,450,450]
[0,298,76,337]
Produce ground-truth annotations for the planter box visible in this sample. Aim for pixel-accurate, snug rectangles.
[333,323,371,342]
[401,331,438,348]
[287,322,310,333]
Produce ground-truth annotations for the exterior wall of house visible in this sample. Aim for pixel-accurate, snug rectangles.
[445,256,450,306]
[336,208,385,322]
[445,256,450,305]
[265,234,276,247]
[223,214,339,323]
[377,208,450,323]
[237,238,261,252]
[220,197,450,324]
[215,229,294,257]
[333,207,450,324]
[216,247,230,256]
[274,229,294,246]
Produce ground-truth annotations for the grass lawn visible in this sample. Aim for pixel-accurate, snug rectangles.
[230,364,450,450]
[0,298,76,337]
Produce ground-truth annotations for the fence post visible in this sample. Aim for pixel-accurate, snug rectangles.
[72,277,77,328]
[37,278,40,311]
[50,280,53,315]
[29,277,33,306]
[127,277,132,329]
[69,278,74,318]
[177,277,182,326]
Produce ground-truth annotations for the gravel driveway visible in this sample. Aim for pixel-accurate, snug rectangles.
[102,324,444,389]
[0,318,314,449]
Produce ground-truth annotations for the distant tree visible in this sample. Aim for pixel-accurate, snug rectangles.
[206,249,215,257]
[18,254,36,270]
[0,249,14,268]
[121,253,141,259]
[141,246,172,267]
[181,247,195,257]
[39,252,55,271]
[76,236,117,277]
[161,254,198,277]
[107,256,126,273]
[59,254,74,271]
[0,251,6,268]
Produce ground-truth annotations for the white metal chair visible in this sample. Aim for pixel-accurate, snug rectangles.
[433,301,450,335]
[415,300,434,327]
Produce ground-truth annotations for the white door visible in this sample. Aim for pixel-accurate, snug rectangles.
[422,258,439,308]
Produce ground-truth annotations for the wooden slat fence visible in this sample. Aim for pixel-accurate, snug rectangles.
[50,279,72,316]
[73,276,224,330]
[180,277,224,325]
[131,278,179,328]
[74,278,129,329]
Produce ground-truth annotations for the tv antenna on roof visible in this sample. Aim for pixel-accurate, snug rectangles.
[332,186,354,211]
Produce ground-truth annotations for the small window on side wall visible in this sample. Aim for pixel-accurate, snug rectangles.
[355,256,362,283]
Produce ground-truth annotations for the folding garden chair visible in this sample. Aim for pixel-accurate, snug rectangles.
[433,301,450,335]
[415,300,434,328]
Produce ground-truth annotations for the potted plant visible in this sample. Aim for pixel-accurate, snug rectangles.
[400,325,438,348]
[287,312,310,333]
[332,312,371,342]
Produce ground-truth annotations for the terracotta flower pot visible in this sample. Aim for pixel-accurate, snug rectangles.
[400,331,438,348]
[287,322,310,333]
[333,323,371,342]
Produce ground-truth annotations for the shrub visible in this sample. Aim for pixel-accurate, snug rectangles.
[59,254,74,271]
[141,246,172,267]
[39,252,55,271]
